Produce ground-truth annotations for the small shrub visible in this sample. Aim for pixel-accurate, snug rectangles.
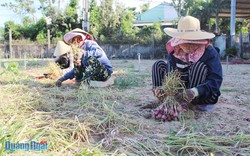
[115,74,140,88]
[225,46,237,57]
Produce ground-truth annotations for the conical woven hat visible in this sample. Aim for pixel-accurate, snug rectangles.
[54,41,71,56]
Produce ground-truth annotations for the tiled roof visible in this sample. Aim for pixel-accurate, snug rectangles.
[217,0,250,18]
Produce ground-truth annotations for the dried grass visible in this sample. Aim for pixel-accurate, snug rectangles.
[162,70,186,98]
[0,60,249,156]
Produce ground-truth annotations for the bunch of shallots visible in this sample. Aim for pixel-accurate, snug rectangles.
[153,99,187,121]
[153,70,187,121]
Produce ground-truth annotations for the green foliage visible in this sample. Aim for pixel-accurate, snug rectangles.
[89,0,100,37]
[93,0,140,44]
[36,31,47,44]
[236,19,249,34]
[38,0,56,17]
[225,46,237,57]
[4,21,22,40]
[171,0,230,33]
[115,74,140,88]
[23,18,47,41]
[0,135,6,155]
[22,16,33,27]
[0,0,167,45]
[99,34,106,42]
[64,0,80,30]
[136,23,164,45]
[98,0,120,37]
[241,19,250,34]
[0,28,4,41]
[141,3,149,13]
[3,17,47,41]
[0,0,239,45]
[3,62,19,74]
[120,9,137,39]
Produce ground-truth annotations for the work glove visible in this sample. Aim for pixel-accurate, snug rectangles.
[175,89,196,103]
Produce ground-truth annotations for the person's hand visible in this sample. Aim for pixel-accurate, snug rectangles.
[55,79,62,87]
[152,88,165,103]
[175,90,183,102]
[175,89,195,103]
[73,59,81,66]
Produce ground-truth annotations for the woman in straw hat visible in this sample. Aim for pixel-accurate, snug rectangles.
[151,16,223,112]
[55,28,113,87]
[54,41,74,74]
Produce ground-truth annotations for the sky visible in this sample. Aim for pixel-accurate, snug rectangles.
[0,0,171,28]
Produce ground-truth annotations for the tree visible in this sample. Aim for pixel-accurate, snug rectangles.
[3,21,22,40]
[38,0,57,19]
[171,0,183,17]
[171,0,230,33]
[34,18,48,43]
[136,23,164,45]
[141,3,150,13]
[0,28,4,41]
[89,0,100,37]
[120,9,137,39]
[98,0,120,38]
[64,0,80,30]
[22,16,34,27]
[208,0,230,34]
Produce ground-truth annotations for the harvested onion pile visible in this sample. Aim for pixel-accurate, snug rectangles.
[153,70,187,121]
[47,62,62,79]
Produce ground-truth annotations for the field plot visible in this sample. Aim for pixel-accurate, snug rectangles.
[0,59,249,156]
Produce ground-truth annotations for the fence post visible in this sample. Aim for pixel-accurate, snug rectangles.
[240,30,243,58]
[47,29,50,54]
[226,55,229,71]
[0,49,2,68]
[24,51,27,70]
[152,33,155,59]
[137,53,141,72]
[230,0,236,47]
[9,29,12,58]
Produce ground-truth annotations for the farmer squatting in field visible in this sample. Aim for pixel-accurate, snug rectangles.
[55,28,113,87]
[149,16,223,119]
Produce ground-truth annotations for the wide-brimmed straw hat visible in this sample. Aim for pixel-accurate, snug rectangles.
[54,41,71,57]
[164,16,215,40]
[63,28,94,44]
